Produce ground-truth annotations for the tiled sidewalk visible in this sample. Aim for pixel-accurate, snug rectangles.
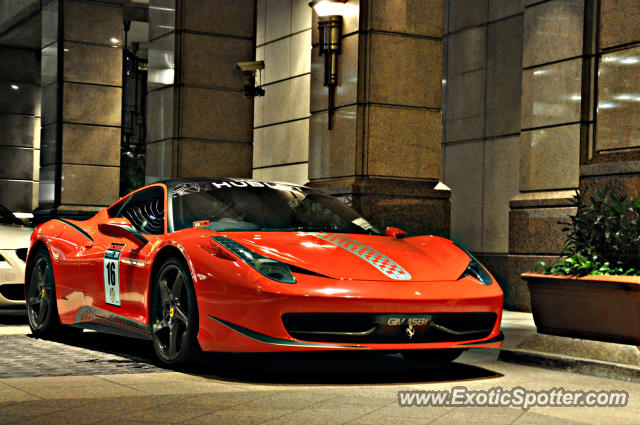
[1,311,639,424]
[1,354,640,424]
[499,311,640,382]
[0,335,164,378]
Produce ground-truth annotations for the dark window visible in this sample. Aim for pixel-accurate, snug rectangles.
[107,198,128,218]
[116,187,165,235]
[119,45,147,196]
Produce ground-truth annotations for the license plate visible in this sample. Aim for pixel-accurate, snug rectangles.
[376,314,432,339]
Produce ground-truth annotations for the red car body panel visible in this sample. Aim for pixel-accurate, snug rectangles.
[27,180,504,353]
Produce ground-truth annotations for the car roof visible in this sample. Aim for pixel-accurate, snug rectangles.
[108,178,313,214]
[156,177,307,191]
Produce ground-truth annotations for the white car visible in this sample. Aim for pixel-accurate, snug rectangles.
[0,205,32,308]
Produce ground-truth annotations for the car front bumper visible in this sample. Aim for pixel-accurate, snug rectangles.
[195,273,504,353]
[0,249,26,307]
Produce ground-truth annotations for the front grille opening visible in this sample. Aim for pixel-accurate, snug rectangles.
[15,248,28,262]
[282,312,497,344]
[0,284,25,301]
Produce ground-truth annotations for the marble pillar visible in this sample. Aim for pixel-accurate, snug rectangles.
[252,0,311,185]
[507,0,592,310]
[38,0,122,218]
[580,0,640,197]
[0,46,40,212]
[308,0,450,236]
[146,0,255,182]
[443,1,524,309]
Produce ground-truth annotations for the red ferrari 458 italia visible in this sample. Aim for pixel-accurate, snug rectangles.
[25,179,503,365]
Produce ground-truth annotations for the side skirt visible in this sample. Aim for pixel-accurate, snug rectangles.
[73,306,152,340]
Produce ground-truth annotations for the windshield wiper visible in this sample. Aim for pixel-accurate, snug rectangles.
[281,226,379,234]
[253,226,381,235]
[275,226,337,232]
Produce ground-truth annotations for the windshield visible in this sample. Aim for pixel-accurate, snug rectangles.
[171,181,381,234]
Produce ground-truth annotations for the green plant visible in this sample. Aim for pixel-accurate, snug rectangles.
[537,185,640,276]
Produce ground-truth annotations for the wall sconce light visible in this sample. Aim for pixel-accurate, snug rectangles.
[236,60,266,97]
[309,0,347,129]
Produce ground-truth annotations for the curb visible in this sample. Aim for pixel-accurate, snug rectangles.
[498,349,640,383]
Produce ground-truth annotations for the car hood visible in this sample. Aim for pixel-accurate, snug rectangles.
[0,224,33,250]
[220,232,471,282]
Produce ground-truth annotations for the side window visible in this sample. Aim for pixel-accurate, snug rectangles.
[116,187,165,235]
[107,197,128,218]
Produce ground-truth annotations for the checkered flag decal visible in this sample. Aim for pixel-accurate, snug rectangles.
[313,232,412,280]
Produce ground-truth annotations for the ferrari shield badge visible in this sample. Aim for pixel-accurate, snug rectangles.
[104,244,124,306]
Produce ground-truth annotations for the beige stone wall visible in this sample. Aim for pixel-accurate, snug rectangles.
[0,0,39,28]
[39,0,123,211]
[442,0,523,253]
[581,0,640,197]
[0,0,41,213]
[306,0,450,237]
[146,0,255,183]
[0,46,40,212]
[442,0,640,311]
[253,0,311,184]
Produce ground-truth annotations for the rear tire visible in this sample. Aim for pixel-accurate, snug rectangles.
[150,256,200,365]
[401,349,463,364]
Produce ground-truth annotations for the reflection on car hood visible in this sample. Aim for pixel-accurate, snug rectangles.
[0,224,33,250]
[222,232,471,282]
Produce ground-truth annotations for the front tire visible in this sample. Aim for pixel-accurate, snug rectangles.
[151,257,199,365]
[26,248,61,337]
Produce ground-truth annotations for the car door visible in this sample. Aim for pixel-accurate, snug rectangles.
[81,186,166,324]
[110,186,166,323]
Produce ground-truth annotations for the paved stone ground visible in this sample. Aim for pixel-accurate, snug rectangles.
[0,350,639,424]
[0,334,165,378]
[1,312,639,424]
[0,311,166,378]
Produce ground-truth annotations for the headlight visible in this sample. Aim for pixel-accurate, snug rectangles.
[211,236,296,284]
[460,255,493,285]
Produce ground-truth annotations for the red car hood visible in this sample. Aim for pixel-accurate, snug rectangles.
[220,232,471,282]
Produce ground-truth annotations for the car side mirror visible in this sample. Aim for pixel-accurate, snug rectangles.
[385,227,407,239]
[98,217,148,246]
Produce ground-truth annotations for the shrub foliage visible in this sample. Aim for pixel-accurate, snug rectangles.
[537,186,640,276]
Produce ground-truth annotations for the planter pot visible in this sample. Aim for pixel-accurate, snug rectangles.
[521,272,640,345]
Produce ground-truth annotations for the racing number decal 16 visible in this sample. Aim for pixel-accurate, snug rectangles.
[104,245,123,306]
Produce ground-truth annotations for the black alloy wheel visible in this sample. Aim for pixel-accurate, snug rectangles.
[26,249,60,337]
[151,257,199,364]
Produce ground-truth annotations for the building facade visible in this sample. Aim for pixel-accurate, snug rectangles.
[0,0,639,311]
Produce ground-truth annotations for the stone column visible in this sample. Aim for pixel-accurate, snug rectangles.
[252,0,312,185]
[308,0,449,236]
[145,0,255,182]
[38,0,122,217]
[579,0,640,197]
[507,0,592,310]
[0,46,40,212]
[442,1,524,308]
